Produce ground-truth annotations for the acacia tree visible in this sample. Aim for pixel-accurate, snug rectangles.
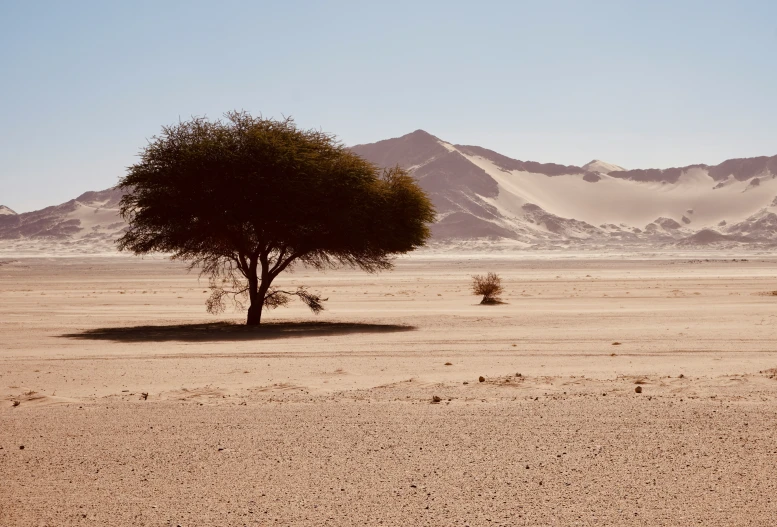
[117,112,435,325]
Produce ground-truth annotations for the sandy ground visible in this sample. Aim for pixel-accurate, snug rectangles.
[2,255,777,525]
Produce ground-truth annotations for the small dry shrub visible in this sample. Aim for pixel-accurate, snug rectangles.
[472,272,504,304]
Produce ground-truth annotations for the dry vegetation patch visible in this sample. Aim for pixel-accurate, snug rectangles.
[472,272,506,304]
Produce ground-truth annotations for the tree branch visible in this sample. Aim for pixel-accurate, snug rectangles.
[269,246,288,275]
[262,286,327,314]
[269,250,304,279]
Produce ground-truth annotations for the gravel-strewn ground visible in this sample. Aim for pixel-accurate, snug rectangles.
[3,389,777,526]
[2,257,777,525]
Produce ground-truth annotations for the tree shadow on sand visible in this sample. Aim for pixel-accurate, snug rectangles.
[60,321,415,343]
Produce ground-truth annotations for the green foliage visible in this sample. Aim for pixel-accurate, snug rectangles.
[117,112,435,324]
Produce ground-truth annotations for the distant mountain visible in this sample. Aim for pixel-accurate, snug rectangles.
[582,160,626,174]
[675,229,755,246]
[351,130,777,248]
[2,130,777,253]
[608,156,777,184]
[0,188,125,253]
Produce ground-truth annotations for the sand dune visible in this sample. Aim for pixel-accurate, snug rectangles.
[582,159,626,174]
[353,131,777,246]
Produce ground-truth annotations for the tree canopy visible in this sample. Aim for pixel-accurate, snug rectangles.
[118,112,435,324]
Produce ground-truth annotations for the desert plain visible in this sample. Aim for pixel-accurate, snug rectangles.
[2,254,777,526]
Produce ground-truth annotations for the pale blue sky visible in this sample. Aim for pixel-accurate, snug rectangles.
[2,0,776,212]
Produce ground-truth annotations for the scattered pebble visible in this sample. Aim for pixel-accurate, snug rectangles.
[431,395,442,403]
[19,445,24,450]
[444,362,452,366]
[478,376,485,383]
[612,342,621,346]
[635,386,643,394]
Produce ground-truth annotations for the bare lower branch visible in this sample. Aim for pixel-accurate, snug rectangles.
[263,286,327,314]
[205,274,249,314]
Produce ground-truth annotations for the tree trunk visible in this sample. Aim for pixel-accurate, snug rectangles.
[246,304,262,326]
[246,269,263,326]
[245,252,273,326]
[246,276,270,326]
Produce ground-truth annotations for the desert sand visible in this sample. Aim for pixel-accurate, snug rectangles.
[2,255,777,525]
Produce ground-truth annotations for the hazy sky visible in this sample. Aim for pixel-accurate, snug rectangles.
[2,0,777,212]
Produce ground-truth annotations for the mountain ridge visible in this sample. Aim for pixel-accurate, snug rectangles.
[582,160,626,174]
[3,130,777,253]
[350,130,777,247]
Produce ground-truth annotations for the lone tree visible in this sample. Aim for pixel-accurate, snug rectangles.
[117,112,435,325]
[472,272,504,304]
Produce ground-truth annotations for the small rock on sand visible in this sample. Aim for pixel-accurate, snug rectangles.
[635,386,643,394]
[478,376,485,383]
